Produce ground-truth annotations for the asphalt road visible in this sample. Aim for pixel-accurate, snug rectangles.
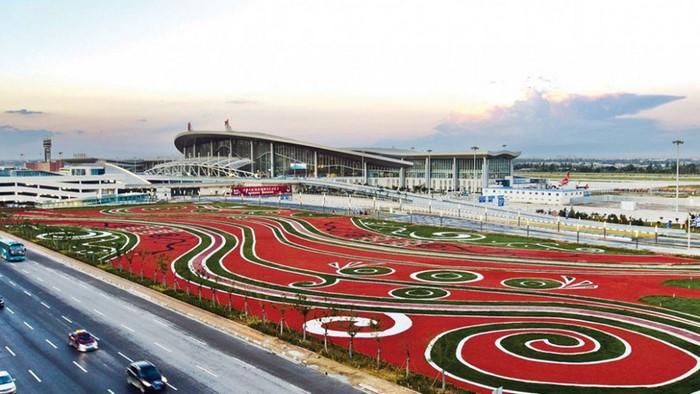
[0,250,360,394]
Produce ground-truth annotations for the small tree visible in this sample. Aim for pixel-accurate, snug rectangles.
[345,311,359,359]
[370,318,383,368]
[293,294,312,342]
[156,254,169,287]
[124,250,137,277]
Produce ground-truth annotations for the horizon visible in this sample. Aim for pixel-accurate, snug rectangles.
[2,0,699,159]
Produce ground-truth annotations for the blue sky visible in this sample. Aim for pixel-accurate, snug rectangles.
[1,0,699,159]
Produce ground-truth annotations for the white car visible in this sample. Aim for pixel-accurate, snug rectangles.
[0,371,16,394]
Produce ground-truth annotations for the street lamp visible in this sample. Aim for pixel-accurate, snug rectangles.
[470,146,479,195]
[673,140,684,213]
[426,149,432,197]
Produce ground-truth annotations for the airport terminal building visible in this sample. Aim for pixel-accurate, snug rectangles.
[146,129,520,193]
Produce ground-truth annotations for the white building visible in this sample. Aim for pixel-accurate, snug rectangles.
[483,187,586,205]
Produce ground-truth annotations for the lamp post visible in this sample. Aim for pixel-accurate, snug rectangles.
[470,146,479,195]
[673,140,684,213]
[426,149,432,198]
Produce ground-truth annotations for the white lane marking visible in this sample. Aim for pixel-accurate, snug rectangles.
[120,324,135,333]
[152,318,168,327]
[93,308,105,317]
[5,346,16,357]
[45,339,58,349]
[21,269,29,274]
[190,337,207,346]
[117,351,133,362]
[52,286,62,292]
[41,301,51,309]
[100,293,109,299]
[23,290,32,296]
[154,342,172,353]
[8,280,16,287]
[28,369,42,383]
[73,361,88,373]
[79,283,89,289]
[24,321,34,330]
[108,390,115,394]
[167,383,179,391]
[61,315,73,323]
[36,277,45,283]
[6,307,14,314]
[71,296,82,303]
[196,365,218,378]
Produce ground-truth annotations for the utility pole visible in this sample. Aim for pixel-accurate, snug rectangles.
[673,140,684,213]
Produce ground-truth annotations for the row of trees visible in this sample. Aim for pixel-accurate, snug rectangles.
[516,161,700,174]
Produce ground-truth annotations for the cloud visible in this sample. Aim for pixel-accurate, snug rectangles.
[5,108,44,115]
[379,90,690,157]
[225,99,258,105]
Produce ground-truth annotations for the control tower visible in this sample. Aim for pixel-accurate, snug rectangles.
[43,138,52,162]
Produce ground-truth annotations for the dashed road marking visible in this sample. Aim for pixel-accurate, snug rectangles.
[154,342,172,353]
[93,308,105,317]
[71,296,82,303]
[24,321,34,330]
[5,346,16,357]
[41,301,51,309]
[36,277,45,283]
[152,318,168,327]
[190,337,207,346]
[6,307,14,314]
[8,280,16,287]
[28,369,42,383]
[167,383,179,391]
[21,269,29,274]
[79,283,89,289]
[196,365,218,378]
[45,339,58,349]
[108,390,115,394]
[120,324,135,333]
[118,351,133,362]
[61,315,73,323]
[23,290,32,297]
[52,286,62,292]
[73,361,88,373]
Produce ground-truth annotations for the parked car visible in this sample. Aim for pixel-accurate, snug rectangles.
[0,370,16,394]
[67,329,99,352]
[126,361,167,392]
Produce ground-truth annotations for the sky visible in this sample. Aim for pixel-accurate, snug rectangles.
[1,0,700,159]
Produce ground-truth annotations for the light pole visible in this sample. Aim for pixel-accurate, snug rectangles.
[470,146,479,195]
[426,149,432,197]
[673,140,684,212]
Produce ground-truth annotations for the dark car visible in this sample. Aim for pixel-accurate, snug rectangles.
[67,329,99,352]
[126,361,168,392]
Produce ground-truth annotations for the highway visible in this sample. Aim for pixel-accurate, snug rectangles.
[0,250,360,394]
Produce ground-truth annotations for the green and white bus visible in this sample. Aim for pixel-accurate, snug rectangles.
[0,238,26,262]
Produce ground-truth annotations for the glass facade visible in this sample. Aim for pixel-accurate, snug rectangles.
[176,134,517,189]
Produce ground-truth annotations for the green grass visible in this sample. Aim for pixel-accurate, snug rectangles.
[640,296,700,317]
[660,278,700,290]
[357,218,654,255]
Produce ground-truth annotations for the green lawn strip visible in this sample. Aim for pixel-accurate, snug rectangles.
[640,296,700,317]
[355,218,654,255]
[431,319,700,394]
[661,278,700,290]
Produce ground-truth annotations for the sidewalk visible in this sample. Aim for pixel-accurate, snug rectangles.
[5,231,415,394]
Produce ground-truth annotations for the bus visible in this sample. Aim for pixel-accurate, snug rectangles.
[0,238,26,262]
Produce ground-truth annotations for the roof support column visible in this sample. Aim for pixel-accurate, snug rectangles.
[314,151,318,178]
[452,157,458,191]
[399,167,405,190]
[269,142,275,177]
[362,159,367,184]
[481,156,489,192]
[424,157,430,190]
[250,140,255,173]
